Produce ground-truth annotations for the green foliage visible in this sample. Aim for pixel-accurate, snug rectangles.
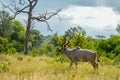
[9,20,25,52]
[99,56,113,65]
[69,33,87,48]
[0,18,26,53]
[84,38,96,50]
[107,53,116,60]
[7,48,16,55]
[42,43,57,56]
[64,26,86,38]
[0,11,12,38]
[10,20,25,42]
[12,40,24,52]
[113,54,120,64]
[97,39,107,51]
[0,62,10,72]
[30,43,57,57]
[0,37,12,52]
[49,33,64,56]
[30,48,40,57]
[96,35,120,58]
[54,55,69,63]
[30,29,44,48]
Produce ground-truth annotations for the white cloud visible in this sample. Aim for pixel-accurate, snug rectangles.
[61,6,120,29]
[60,5,120,37]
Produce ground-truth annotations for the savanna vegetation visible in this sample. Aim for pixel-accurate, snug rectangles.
[0,9,120,80]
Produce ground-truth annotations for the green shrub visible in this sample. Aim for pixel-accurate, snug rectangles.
[0,62,10,72]
[30,48,40,57]
[54,55,69,63]
[113,45,120,55]
[99,56,113,65]
[7,48,16,54]
[12,40,24,52]
[113,54,120,64]
[107,53,116,59]
[0,37,9,52]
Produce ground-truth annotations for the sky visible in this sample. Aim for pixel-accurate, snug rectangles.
[0,0,120,37]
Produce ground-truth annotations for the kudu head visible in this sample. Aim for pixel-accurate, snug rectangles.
[61,36,71,53]
[61,44,67,53]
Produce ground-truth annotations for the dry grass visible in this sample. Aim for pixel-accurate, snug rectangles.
[0,54,120,80]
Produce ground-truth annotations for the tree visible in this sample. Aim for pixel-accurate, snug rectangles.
[10,20,26,52]
[30,29,44,48]
[64,26,86,45]
[1,0,61,54]
[0,11,12,38]
[116,24,120,34]
[64,26,86,38]
[49,33,64,55]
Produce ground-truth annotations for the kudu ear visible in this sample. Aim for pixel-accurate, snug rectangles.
[63,44,67,48]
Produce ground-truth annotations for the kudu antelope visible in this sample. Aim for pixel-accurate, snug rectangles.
[62,44,99,73]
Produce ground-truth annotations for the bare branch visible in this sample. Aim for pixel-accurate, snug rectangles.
[56,14,62,21]
[44,21,53,31]
[32,9,61,21]
[31,9,61,31]
[31,0,38,10]
[48,9,61,20]
[1,1,30,20]
[0,2,15,13]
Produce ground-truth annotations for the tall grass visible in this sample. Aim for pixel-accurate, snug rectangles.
[0,54,120,80]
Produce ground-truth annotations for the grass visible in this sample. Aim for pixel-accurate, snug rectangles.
[0,54,120,80]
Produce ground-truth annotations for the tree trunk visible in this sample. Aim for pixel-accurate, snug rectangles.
[24,5,32,55]
[24,27,30,55]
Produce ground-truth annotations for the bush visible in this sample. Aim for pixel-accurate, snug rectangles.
[113,54,120,64]
[99,56,113,65]
[112,45,120,55]
[54,55,69,63]
[0,37,17,53]
[30,48,40,57]
[0,62,10,72]
[7,48,16,55]
[12,40,24,52]
[39,43,58,56]
[107,53,116,59]
[0,37,9,52]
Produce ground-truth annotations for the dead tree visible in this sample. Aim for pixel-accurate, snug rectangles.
[1,0,61,54]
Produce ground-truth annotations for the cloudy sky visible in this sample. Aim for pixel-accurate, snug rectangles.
[1,0,120,37]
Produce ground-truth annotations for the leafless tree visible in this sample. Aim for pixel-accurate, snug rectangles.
[1,0,61,54]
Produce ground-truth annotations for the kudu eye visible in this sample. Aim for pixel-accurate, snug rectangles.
[63,44,67,48]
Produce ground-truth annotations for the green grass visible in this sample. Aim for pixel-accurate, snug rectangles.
[0,54,120,80]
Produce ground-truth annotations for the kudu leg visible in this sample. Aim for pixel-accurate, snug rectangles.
[69,61,73,68]
[91,62,98,74]
[74,61,78,70]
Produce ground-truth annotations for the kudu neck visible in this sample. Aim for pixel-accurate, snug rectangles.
[63,47,70,54]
